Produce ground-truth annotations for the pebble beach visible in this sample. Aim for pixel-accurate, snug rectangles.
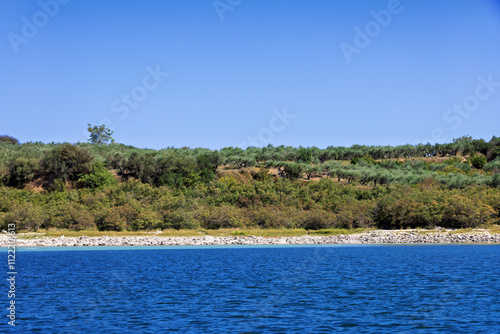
[3,230,500,247]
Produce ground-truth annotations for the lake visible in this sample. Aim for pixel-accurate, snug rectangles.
[4,244,500,333]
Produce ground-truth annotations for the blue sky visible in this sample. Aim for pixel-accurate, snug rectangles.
[1,0,500,150]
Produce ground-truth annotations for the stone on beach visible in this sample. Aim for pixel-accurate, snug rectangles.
[1,230,500,247]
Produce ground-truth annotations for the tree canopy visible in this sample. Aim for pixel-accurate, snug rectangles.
[87,124,114,146]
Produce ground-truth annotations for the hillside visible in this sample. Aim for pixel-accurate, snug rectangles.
[0,135,499,232]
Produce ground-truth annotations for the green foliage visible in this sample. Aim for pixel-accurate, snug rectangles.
[130,210,162,231]
[301,211,334,230]
[283,162,304,180]
[484,158,500,173]
[443,157,463,165]
[197,151,222,174]
[95,208,126,231]
[162,211,199,230]
[125,152,156,184]
[41,144,94,182]
[87,124,114,146]
[7,157,39,186]
[453,135,474,155]
[490,174,500,188]
[196,205,244,229]
[0,202,47,231]
[2,135,500,232]
[351,155,376,165]
[468,154,487,169]
[78,162,118,189]
[0,135,20,145]
[51,178,67,192]
[296,147,312,163]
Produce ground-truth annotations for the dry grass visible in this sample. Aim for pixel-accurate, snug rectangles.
[16,225,500,239]
[308,228,368,236]
[16,227,374,238]
[488,225,500,234]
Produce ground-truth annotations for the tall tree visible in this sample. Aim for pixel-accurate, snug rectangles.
[87,124,114,146]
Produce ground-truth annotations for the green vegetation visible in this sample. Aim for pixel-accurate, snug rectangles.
[87,124,114,146]
[1,134,499,233]
[0,135,20,146]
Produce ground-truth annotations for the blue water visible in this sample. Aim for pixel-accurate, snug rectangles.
[3,244,500,333]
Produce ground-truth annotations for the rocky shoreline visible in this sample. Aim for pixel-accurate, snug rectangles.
[2,230,500,247]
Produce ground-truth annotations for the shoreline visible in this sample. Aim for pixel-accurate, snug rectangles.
[2,230,500,247]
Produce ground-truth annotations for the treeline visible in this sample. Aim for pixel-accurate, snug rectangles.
[1,135,499,190]
[0,135,499,231]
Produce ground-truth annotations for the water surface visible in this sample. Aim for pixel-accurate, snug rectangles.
[4,244,500,333]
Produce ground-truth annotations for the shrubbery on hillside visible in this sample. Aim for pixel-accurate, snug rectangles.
[1,135,499,232]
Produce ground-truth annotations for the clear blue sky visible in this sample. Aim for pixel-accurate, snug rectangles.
[1,0,500,150]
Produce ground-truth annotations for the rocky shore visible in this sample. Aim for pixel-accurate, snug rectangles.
[2,230,500,247]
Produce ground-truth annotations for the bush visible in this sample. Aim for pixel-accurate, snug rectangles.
[247,206,296,228]
[490,174,500,188]
[78,162,118,189]
[442,195,494,228]
[336,202,375,228]
[0,203,46,231]
[162,211,199,229]
[468,154,487,169]
[0,163,8,185]
[125,152,156,184]
[41,144,93,182]
[484,158,500,173]
[196,205,244,229]
[130,210,162,231]
[7,157,39,186]
[374,190,445,229]
[95,208,126,231]
[48,203,95,230]
[283,163,304,180]
[300,210,334,230]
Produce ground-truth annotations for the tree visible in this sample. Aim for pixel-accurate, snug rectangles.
[87,124,114,146]
[0,135,20,145]
[296,147,312,163]
[196,151,222,174]
[453,135,474,155]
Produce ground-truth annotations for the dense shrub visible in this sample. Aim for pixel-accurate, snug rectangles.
[374,189,444,229]
[442,195,494,228]
[41,144,93,182]
[162,211,199,230]
[1,136,500,232]
[196,205,244,229]
[300,210,335,230]
[490,174,500,188]
[48,203,95,230]
[336,201,375,228]
[247,206,297,228]
[125,152,156,184]
[7,157,39,186]
[78,162,118,189]
[95,208,126,231]
[484,158,500,173]
[468,154,487,169]
[130,210,162,231]
[0,203,46,231]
